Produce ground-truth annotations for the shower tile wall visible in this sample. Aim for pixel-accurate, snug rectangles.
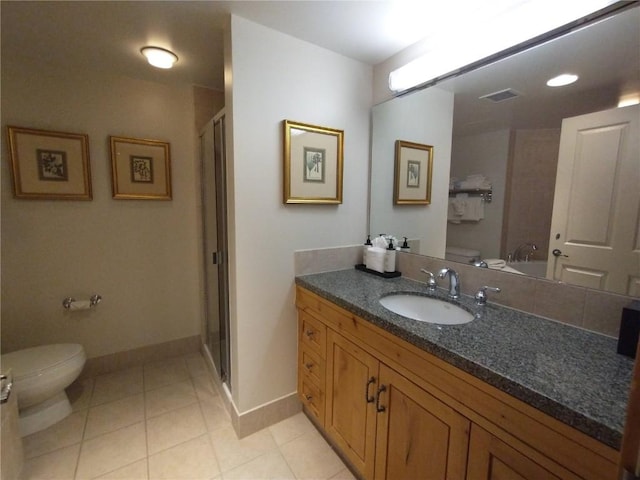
[504,128,560,259]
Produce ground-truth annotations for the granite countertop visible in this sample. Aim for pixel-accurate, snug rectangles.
[295,268,634,450]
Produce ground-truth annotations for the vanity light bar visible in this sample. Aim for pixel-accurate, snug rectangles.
[388,0,623,94]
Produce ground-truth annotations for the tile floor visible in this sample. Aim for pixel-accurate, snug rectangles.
[21,352,355,480]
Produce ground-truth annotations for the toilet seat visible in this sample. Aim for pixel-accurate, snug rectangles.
[1,344,84,381]
[1,343,86,436]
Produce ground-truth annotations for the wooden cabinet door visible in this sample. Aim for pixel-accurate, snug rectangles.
[374,364,470,480]
[467,424,574,480]
[325,331,379,479]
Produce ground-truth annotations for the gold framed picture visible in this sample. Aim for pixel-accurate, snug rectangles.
[283,120,343,204]
[394,140,433,205]
[6,126,92,200]
[109,136,172,200]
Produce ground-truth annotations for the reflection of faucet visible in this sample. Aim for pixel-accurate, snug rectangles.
[438,267,460,299]
[513,243,538,262]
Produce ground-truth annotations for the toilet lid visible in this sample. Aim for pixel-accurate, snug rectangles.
[1,344,85,380]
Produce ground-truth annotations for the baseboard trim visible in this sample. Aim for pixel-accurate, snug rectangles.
[79,335,200,379]
[200,343,301,438]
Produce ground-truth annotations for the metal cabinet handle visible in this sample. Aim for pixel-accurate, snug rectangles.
[304,394,313,402]
[304,362,314,371]
[365,376,376,403]
[375,384,387,412]
[305,330,315,338]
[0,374,12,404]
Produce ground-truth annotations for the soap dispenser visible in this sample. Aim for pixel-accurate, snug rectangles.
[400,237,411,253]
[362,235,372,265]
[384,238,396,272]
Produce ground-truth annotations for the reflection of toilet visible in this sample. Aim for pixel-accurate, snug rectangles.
[445,246,481,264]
[1,344,86,436]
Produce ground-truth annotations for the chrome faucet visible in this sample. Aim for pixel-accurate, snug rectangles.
[420,269,437,291]
[475,286,501,305]
[438,267,460,299]
[513,243,538,262]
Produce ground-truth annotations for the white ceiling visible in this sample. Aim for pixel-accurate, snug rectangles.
[2,1,638,134]
[0,0,538,91]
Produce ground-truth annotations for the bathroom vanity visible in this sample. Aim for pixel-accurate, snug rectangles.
[295,269,633,480]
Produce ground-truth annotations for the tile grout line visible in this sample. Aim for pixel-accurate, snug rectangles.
[142,361,151,480]
[192,372,224,479]
[72,376,94,480]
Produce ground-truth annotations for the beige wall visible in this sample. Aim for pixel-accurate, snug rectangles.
[226,15,372,414]
[448,129,510,259]
[1,60,203,358]
[370,86,454,258]
[194,86,225,132]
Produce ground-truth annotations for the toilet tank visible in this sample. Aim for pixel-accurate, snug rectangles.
[445,246,480,264]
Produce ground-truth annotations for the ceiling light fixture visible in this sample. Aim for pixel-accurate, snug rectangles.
[546,73,579,87]
[388,0,615,93]
[140,46,178,69]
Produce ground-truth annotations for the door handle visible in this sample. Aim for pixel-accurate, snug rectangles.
[552,249,568,258]
[375,384,387,412]
[365,376,376,403]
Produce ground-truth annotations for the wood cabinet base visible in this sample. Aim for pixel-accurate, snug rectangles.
[296,286,618,480]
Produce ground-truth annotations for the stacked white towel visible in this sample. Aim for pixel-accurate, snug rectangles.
[365,247,386,273]
[448,193,484,223]
[451,174,492,190]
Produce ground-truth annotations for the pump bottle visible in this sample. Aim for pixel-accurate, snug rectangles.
[384,238,396,272]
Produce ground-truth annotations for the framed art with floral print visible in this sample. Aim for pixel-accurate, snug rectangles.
[283,120,343,204]
[6,126,92,200]
[109,136,172,200]
[394,140,433,205]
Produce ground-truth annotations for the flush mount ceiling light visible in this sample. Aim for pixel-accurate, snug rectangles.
[546,73,579,87]
[140,46,178,69]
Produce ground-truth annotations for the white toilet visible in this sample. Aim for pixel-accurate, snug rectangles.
[1,344,86,437]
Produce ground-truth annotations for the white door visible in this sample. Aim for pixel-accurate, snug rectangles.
[547,104,639,296]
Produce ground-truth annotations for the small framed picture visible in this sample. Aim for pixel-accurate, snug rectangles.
[109,136,171,200]
[283,120,343,204]
[394,140,433,205]
[6,126,92,200]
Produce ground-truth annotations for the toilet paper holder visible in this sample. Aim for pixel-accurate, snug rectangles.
[62,294,102,309]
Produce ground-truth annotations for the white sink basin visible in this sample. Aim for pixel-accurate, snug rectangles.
[379,294,474,325]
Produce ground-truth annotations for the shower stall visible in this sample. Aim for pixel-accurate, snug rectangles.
[200,109,230,387]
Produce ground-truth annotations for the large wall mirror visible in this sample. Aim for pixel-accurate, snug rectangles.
[370,4,639,296]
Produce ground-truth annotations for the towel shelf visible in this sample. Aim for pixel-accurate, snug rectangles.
[449,188,492,203]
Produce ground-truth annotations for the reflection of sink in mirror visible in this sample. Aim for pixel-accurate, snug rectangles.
[379,294,474,325]
[509,261,547,278]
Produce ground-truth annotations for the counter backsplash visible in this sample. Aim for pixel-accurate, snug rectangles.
[294,245,637,338]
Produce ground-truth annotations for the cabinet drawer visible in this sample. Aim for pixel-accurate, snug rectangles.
[299,346,325,387]
[300,376,325,425]
[299,311,326,358]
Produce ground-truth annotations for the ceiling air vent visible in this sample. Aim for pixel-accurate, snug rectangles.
[479,88,521,103]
